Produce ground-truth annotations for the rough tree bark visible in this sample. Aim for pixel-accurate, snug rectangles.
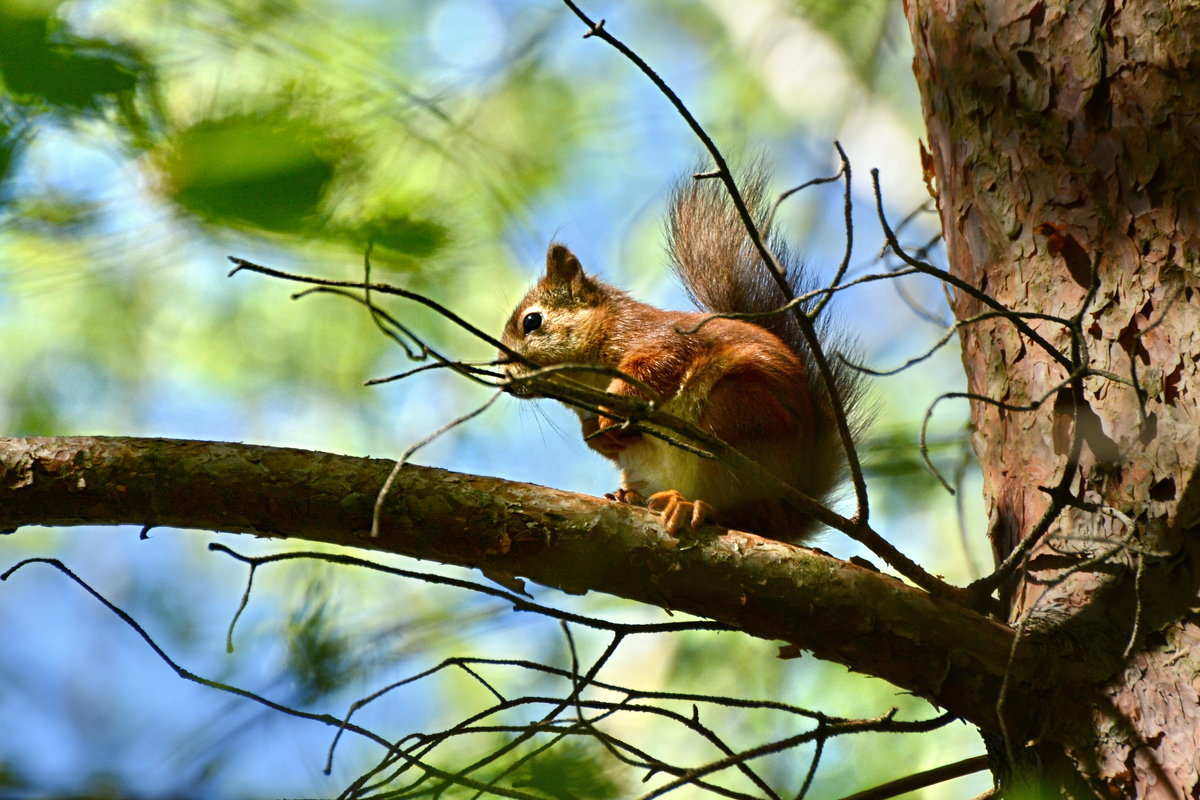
[906,0,1200,796]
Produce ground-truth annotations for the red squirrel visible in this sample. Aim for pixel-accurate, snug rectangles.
[501,169,862,543]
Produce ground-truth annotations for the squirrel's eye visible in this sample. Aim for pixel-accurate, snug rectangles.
[522,312,543,335]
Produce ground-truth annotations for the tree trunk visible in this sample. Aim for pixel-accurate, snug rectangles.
[905,0,1200,796]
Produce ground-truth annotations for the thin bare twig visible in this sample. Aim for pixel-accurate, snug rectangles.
[207,545,731,636]
[371,391,501,538]
[673,266,920,337]
[809,141,853,319]
[869,169,1073,373]
[632,709,954,800]
[833,755,990,800]
[794,717,826,800]
[842,308,1074,379]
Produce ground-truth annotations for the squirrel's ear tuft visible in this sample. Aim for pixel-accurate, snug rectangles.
[546,242,584,283]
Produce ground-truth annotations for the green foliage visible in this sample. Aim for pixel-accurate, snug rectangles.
[163,110,338,233]
[0,0,157,154]
[3,379,63,435]
[0,3,140,109]
[361,213,447,258]
[158,105,451,254]
[512,741,624,800]
[0,117,20,200]
[285,578,362,704]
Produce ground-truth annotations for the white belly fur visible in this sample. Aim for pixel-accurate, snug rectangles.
[617,433,703,497]
[568,407,693,494]
[571,361,718,499]
[615,387,707,498]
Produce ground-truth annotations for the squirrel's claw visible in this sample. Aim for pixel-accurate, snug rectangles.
[646,490,714,535]
[606,488,646,505]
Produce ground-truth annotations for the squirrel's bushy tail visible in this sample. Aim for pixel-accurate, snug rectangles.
[666,164,809,346]
[666,162,866,450]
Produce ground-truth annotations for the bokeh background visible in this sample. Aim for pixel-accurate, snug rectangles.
[0,0,992,796]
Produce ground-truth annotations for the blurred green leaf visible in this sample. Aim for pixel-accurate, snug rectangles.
[0,116,20,201]
[5,378,63,435]
[285,580,361,704]
[0,1,149,112]
[863,426,971,484]
[513,741,624,800]
[12,191,100,233]
[162,111,337,233]
[357,213,448,259]
[161,111,455,256]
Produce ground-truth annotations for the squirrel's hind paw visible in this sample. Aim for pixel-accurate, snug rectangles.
[646,490,714,535]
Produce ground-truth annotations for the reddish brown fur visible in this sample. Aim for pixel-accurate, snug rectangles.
[592,311,823,540]
[502,181,861,543]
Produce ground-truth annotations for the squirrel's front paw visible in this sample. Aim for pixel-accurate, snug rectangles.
[646,490,714,536]
[605,487,646,505]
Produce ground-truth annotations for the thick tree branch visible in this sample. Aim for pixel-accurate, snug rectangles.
[2,435,1025,731]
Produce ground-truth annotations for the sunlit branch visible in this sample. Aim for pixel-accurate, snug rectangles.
[231,231,960,596]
